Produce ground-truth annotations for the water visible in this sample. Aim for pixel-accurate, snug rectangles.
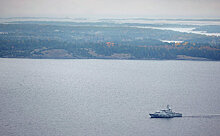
[0,58,220,136]
[132,26,220,36]
[160,40,183,43]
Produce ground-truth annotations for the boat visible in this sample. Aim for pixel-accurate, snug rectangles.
[149,105,182,118]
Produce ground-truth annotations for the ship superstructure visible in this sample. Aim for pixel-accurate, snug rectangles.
[149,105,182,118]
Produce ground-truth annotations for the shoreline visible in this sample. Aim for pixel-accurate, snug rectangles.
[0,57,217,61]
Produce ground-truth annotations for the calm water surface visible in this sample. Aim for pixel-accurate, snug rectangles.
[0,58,220,136]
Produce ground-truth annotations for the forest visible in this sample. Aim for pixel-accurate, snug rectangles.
[0,21,219,60]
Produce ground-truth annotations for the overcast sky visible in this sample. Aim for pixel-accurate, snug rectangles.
[0,0,220,18]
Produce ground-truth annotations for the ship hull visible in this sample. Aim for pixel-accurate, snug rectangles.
[149,113,182,118]
[172,113,182,117]
[149,114,173,118]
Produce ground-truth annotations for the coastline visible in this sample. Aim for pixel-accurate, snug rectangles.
[0,56,215,61]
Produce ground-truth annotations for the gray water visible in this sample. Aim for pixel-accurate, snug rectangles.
[0,58,220,136]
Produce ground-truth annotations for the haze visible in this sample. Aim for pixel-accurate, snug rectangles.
[0,0,220,18]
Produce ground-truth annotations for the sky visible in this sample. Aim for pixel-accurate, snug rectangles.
[0,0,220,18]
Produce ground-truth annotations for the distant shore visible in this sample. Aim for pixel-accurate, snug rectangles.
[0,56,213,61]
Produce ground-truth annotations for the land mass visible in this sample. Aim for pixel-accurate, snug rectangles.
[0,20,220,60]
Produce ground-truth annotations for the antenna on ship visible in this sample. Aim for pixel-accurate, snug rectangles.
[167,105,171,110]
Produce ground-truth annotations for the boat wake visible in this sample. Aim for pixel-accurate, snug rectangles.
[183,114,220,118]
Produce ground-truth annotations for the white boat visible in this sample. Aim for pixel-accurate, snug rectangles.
[149,105,182,118]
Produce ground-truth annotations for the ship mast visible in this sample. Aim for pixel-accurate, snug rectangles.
[167,105,171,111]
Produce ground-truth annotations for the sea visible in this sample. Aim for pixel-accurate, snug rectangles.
[0,58,220,136]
